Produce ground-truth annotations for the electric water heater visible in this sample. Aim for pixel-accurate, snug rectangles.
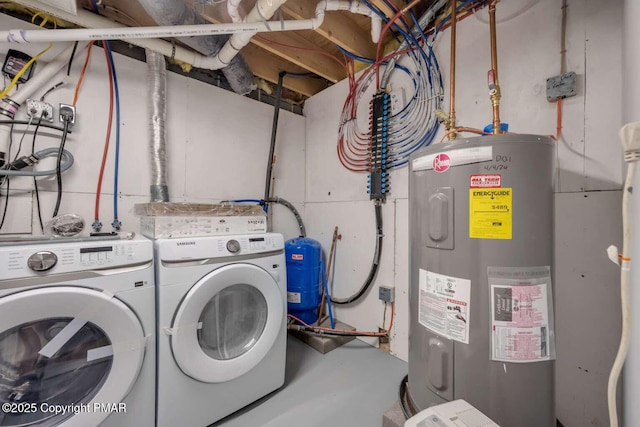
[408,134,555,427]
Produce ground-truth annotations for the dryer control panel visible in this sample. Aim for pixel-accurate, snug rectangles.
[158,233,284,262]
[0,238,153,280]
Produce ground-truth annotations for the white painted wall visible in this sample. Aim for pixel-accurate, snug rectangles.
[623,0,640,425]
[304,0,623,362]
[0,13,305,241]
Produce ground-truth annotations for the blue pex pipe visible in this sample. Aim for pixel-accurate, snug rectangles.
[320,260,335,329]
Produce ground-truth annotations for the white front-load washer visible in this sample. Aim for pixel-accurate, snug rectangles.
[0,236,155,427]
[154,233,287,427]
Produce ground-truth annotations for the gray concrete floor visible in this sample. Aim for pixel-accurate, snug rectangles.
[213,333,407,427]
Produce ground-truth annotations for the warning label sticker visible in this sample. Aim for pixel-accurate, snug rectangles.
[418,269,471,344]
[490,284,551,363]
[469,188,512,239]
[287,292,301,303]
[470,174,502,188]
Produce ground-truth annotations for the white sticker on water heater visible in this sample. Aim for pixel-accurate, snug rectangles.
[418,269,471,344]
[490,284,551,363]
[488,266,555,363]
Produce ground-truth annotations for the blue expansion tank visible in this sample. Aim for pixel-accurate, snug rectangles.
[285,237,322,324]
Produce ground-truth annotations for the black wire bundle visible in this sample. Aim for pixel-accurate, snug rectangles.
[52,120,70,218]
[31,116,45,232]
[399,374,413,420]
[0,125,14,231]
[331,202,384,305]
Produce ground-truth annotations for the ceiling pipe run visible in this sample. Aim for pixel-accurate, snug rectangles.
[136,0,254,95]
[7,1,233,70]
[380,0,447,89]
[5,1,384,62]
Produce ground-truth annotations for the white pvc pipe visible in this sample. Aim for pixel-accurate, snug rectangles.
[8,0,382,71]
[10,0,230,70]
[227,0,243,24]
[12,43,86,105]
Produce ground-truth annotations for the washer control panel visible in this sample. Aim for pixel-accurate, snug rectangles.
[0,237,153,280]
[159,233,284,262]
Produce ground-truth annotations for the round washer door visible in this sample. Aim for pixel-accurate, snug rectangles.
[171,263,284,383]
[0,287,145,427]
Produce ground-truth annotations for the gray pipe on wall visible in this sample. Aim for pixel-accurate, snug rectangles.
[147,49,169,202]
[137,0,256,95]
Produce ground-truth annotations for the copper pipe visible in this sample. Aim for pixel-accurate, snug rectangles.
[448,0,457,140]
[401,0,422,14]
[489,0,502,134]
[489,1,499,82]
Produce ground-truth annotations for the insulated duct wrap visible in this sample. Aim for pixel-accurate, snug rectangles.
[147,49,169,203]
[137,0,255,95]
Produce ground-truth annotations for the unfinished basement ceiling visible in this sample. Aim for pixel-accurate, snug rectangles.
[14,0,428,102]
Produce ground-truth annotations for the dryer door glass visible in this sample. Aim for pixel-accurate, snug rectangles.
[198,284,268,360]
[171,263,284,383]
[0,318,112,426]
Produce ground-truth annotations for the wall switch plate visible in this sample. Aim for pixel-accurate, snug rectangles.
[379,285,395,303]
[546,71,577,102]
[26,99,54,122]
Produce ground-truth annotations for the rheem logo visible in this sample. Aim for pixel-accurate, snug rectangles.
[433,153,451,173]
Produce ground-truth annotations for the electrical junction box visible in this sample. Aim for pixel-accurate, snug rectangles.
[404,399,499,427]
[379,285,395,303]
[546,71,576,102]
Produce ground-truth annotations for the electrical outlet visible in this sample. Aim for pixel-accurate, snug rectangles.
[26,99,54,122]
[59,103,76,126]
[379,285,395,303]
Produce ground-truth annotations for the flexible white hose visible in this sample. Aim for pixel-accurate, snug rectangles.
[608,122,640,427]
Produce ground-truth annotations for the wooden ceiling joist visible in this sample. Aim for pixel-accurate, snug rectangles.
[242,44,330,97]
[281,0,377,59]
[251,32,346,83]
[199,8,346,83]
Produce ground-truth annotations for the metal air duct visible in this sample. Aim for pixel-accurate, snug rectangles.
[137,0,255,95]
[147,49,169,202]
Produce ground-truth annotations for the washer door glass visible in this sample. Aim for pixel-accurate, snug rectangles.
[0,287,146,427]
[198,284,268,360]
[0,318,112,426]
[171,263,284,383]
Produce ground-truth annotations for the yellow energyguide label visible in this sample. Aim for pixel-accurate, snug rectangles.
[469,188,512,239]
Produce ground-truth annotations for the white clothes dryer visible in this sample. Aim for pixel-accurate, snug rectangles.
[0,236,155,427]
[154,233,287,427]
